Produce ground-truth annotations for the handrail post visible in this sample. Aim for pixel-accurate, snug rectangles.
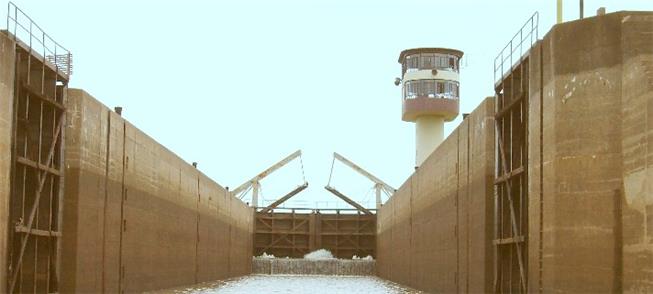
[494,11,539,87]
[6,2,73,78]
[13,4,17,37]
[6,3,9,35]
[521,29,524,57]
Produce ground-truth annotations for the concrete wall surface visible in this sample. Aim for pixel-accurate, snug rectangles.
[526,11,653,293]
[376,97,495,293]
[60,89,253,293]
[0,31,16,294]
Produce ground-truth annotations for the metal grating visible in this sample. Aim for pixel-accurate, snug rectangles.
[6,2,72,78]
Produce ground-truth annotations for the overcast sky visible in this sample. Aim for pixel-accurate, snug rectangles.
[7,0,651,209]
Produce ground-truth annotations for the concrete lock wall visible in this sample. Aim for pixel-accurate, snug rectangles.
[60,89,253,293]
[527,11,653,293]
[0,31,16,294]
[379,11,653,293]
[376,97,495,293]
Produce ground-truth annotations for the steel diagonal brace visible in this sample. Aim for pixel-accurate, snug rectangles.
[262,218,310,252]
[260,183,309,213]
[9,112,64,293]
[494,123,527,293]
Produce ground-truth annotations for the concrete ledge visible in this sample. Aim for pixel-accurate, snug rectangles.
[252,258,375,276]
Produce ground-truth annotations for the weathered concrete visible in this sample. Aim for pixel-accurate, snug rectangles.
[60,89,253,293]
[527,11,653,293]
[0,31,16,294]
[252,258,375,276]
[376,97,495,293]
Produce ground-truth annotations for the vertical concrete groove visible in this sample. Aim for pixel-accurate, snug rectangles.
[194,176,200,284]
[101,110,111,293]
[456,129,460,293]
[646,56,651,251]
[538,41,544,294]
[227,194,232,275]
[408,177,413,287]
[117,122,126,294]
[613,188,623,292]
[466,119,471,293]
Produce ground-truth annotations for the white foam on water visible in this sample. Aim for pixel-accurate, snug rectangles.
[188,275,412,294]
[303,249,334,260]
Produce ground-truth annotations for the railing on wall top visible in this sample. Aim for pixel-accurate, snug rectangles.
[6,2,72,78]
[256,207,377,214]
[493,12,539,85]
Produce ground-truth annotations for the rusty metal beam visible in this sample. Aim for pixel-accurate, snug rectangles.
[20,83,64,110]
[324,186,372,215]
[16,155,61,176]
[260,183,308,213]
[14,225,61,237]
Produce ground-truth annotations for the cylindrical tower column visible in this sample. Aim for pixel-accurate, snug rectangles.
[397,47,463,168]
[416,116,444,166]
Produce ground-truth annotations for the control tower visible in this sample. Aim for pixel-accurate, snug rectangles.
[397,48,463,168]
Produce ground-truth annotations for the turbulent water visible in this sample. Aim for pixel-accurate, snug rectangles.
[172,275,421,294]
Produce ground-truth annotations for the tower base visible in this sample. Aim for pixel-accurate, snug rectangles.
[415,116,444,167]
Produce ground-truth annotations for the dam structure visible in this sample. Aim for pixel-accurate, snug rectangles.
[0,3,651,293]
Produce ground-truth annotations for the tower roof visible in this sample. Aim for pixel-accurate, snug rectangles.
[398,47,464,63]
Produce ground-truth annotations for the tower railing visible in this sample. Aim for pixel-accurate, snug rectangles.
[6,2,72,78]
[493,12,539,85]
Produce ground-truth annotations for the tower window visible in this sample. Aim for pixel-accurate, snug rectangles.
[403,80,459,100]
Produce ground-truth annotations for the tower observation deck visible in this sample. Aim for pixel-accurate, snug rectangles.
[398,47,463,167]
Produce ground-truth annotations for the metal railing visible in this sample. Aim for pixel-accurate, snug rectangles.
[493,12,539,84]
[255,207,377,214]
[6,2,72,77]
[259,199,377,210]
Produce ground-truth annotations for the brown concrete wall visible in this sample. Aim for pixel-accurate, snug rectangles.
[376,97,495,293]
[0,31,16,294]
[527,11,653,293]
[620,13,653,292]
[60,89,253,293]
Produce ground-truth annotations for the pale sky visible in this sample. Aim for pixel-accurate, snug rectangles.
[7,0,651,209]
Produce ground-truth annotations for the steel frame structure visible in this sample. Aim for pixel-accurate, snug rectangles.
[5,2,70,292]
[492,12,538,293]
[493,57,529,293]
[254,208,376,259]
